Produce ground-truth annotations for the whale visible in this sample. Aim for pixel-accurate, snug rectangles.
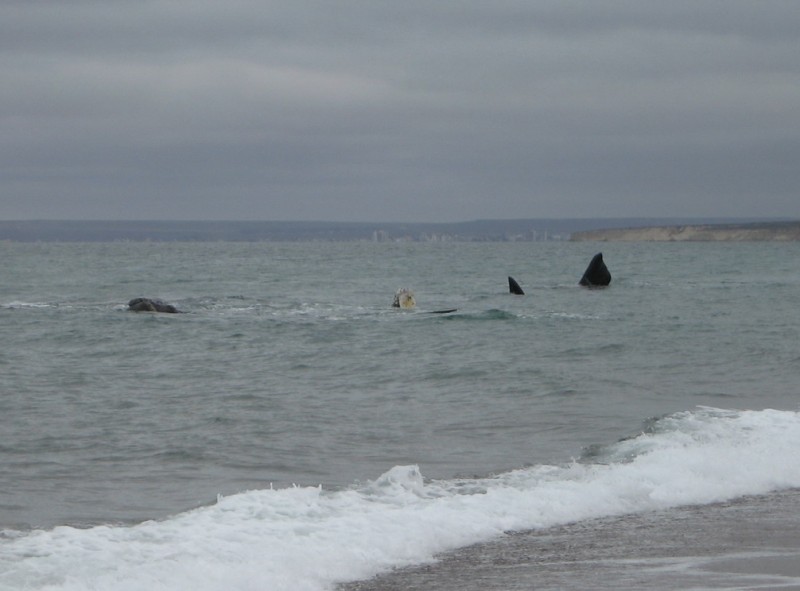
[579,253,611,288]
[392,288,416,309]
[508,276,524,295]
[128,297,181,313]
[392,288,456,313]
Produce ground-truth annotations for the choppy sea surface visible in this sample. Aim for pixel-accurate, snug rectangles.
[1,240,799,590]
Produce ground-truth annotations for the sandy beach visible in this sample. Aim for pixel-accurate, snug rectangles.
[341,489,800,591]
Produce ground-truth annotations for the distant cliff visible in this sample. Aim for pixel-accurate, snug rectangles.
[570,221,800,242]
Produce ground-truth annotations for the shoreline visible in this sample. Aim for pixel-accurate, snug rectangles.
[339,488,800,590]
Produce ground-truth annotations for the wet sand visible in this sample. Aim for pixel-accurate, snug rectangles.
[340,489,800,590]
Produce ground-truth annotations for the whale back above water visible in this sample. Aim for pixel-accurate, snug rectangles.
[579,253,611,288]
[128,297,180,313]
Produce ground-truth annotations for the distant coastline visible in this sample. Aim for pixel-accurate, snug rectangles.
[0,218,791,243]
[570,221,800,242]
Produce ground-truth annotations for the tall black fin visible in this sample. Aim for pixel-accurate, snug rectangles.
[508,276,525,295]
[579,253,611,288]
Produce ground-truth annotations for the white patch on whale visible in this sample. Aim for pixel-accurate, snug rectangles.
[392,288,416,309]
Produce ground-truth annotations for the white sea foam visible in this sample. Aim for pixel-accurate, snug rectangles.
[2,407,800,591]
[3,301,54,309]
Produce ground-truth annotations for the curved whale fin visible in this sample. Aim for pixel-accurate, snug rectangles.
[579,253,611,288]
[508,276,525,295]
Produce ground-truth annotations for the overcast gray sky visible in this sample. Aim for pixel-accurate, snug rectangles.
[2,1,799,222]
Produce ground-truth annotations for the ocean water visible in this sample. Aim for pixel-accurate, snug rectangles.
[1,240,799,590]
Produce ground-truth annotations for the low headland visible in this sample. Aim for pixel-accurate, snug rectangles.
[570,220,800,242]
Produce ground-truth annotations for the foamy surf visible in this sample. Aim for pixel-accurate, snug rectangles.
[2,407,800,591]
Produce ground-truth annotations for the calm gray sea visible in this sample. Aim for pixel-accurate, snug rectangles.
[2,240,800,590]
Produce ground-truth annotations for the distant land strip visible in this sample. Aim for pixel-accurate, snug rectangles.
[570,221,800,242]
[0,218,795,242]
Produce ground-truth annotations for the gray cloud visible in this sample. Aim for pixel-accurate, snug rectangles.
[2,1,799,221]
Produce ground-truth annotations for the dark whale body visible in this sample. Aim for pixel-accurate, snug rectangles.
[128,297,181,313]
[508,276,524,295]
[579,253,611,288]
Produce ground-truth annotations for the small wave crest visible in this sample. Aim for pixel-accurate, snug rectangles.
[2,301,56,309]
[361,465,428,501]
